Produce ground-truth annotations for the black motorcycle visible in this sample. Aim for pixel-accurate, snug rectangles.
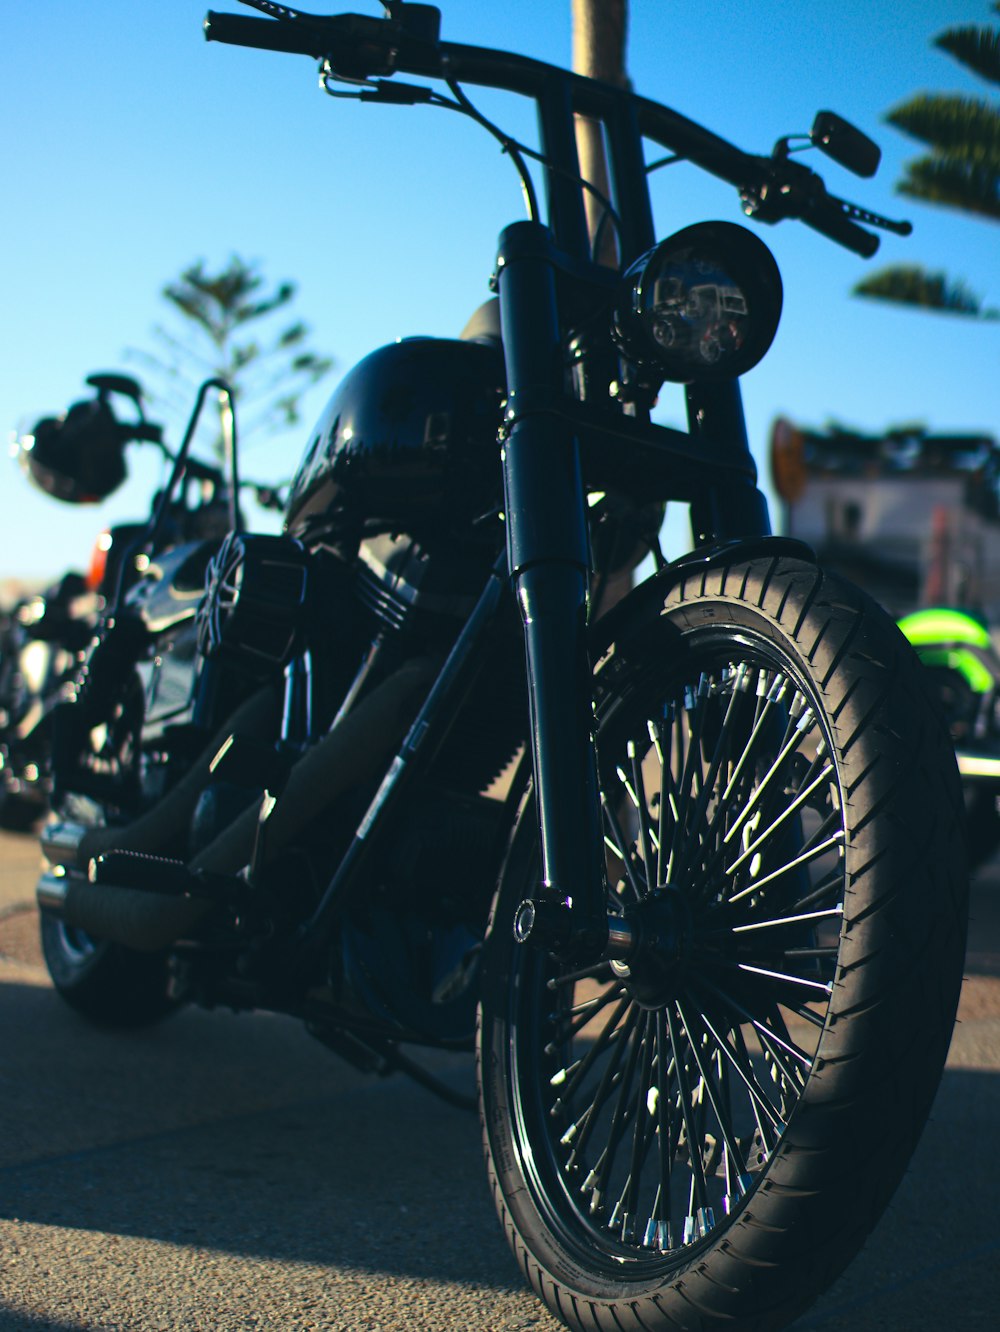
[35,4,969,1330]
[2,372,281,830]
[1,373,173,829]
[0,572,96,829]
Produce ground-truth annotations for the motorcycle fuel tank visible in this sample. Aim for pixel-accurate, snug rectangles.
[284,337,506,541]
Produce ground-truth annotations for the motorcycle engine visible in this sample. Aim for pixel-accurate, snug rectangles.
[196,531,315,676]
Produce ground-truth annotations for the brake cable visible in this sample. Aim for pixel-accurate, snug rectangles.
[319,58,624,262]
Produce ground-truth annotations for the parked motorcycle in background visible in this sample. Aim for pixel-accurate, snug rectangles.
[0,374,161,828]
[2,372,282,829]
[771,416,1000,866]
[0,570,94,829]
[32,4,969,1330]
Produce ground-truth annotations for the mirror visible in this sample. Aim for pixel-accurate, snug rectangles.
[86,372,144,401]
[811,111,880,178]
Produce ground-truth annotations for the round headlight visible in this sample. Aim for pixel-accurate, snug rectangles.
[611,221,783,383]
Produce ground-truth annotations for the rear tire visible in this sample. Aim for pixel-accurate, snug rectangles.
[39,657,181,1028]
[40,912,178,1028]
[478,554,968,1332]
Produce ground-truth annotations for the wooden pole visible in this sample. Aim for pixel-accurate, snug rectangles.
[571,0,628,268]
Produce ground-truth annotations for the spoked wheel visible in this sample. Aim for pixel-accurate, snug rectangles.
[479,555,968,1332]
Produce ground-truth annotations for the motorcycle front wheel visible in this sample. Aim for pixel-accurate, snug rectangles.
[478,553,968,1332]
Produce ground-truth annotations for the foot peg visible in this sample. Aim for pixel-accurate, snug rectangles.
[89,849,246,906]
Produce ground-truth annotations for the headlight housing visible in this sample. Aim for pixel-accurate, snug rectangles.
[611,221,783,383]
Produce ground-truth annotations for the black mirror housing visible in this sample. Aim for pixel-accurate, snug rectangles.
[811,111,880,178]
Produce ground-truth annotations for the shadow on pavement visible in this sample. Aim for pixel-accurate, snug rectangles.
[0,978,521,1295]
[2,860,999,1327]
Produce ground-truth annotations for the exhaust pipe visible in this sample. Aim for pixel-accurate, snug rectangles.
[37,868,72,914]
[42,683,281,872]
[40,821,94,869]
[38,658,437,952]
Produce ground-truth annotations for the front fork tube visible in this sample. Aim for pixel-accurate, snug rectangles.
[496,221,608,959]
[685,380,772,545]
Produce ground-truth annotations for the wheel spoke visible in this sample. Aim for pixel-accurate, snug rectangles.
[602,792,644,901]
[562,1005,640,1166]
[646,1009,676,1248]
[683,991,788,1133]
[549,993,632,1107]
[665,1004,712,1219]
[726,831,845,903]
[628,740,657,893]
[546,983,626,1048]
[609,1016,658,1237]
[716,671,789,809]
[723,762,834,878]
[586,1013,650,1216]
[788,865,847,914]
[649,716,680,887]
[689,684,803,886]
[721,713,814,854]
[673,663,753,882]
[699,975,816,1078]
[666,679,710,875]
[726,904,843,936]
[547,961,613,990]
[676,1000,750,1172]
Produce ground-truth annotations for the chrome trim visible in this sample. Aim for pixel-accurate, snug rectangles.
[39,821,90,869]
[36,869,70,915]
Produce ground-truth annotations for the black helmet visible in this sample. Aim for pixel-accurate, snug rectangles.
[18,396,128,505]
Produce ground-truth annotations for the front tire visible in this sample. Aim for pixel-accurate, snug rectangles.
[478,554,968,1332]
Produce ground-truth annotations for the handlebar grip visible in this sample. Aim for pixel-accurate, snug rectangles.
[203,11,325,57]
[802,202,880,258]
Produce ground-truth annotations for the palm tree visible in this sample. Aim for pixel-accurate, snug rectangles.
[853,4,999,319]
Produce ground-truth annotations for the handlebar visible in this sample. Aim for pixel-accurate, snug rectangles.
[739,162,880,259]
[204,5,898,261]
[204,11,328,55]
[801,203,881,258]
[204,9,417,76]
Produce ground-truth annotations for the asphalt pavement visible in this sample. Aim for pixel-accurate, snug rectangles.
[2,827,999,1331]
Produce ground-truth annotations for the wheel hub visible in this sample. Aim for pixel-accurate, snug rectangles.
[611,888,691,1009]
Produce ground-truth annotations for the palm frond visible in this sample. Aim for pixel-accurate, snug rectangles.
[853,263,999,318]
[132,254,334,459]
[887,94,1000,167]
[897,154,1000,220]
[935,23,1000,87]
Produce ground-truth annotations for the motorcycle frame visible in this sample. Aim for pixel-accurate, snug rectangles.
[285,39,774,968]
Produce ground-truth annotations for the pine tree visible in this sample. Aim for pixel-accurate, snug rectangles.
[130,255,333,457]
[853,4,999,318]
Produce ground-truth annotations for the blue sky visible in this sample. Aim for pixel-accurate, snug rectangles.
[2,0,997,584]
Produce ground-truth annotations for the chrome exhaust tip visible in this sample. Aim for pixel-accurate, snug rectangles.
[37,868,71,915]
[40,821,92,869]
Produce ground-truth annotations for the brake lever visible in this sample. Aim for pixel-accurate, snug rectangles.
[744,155,910,234]
[236,0,317,21]
[837,200,912,237]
